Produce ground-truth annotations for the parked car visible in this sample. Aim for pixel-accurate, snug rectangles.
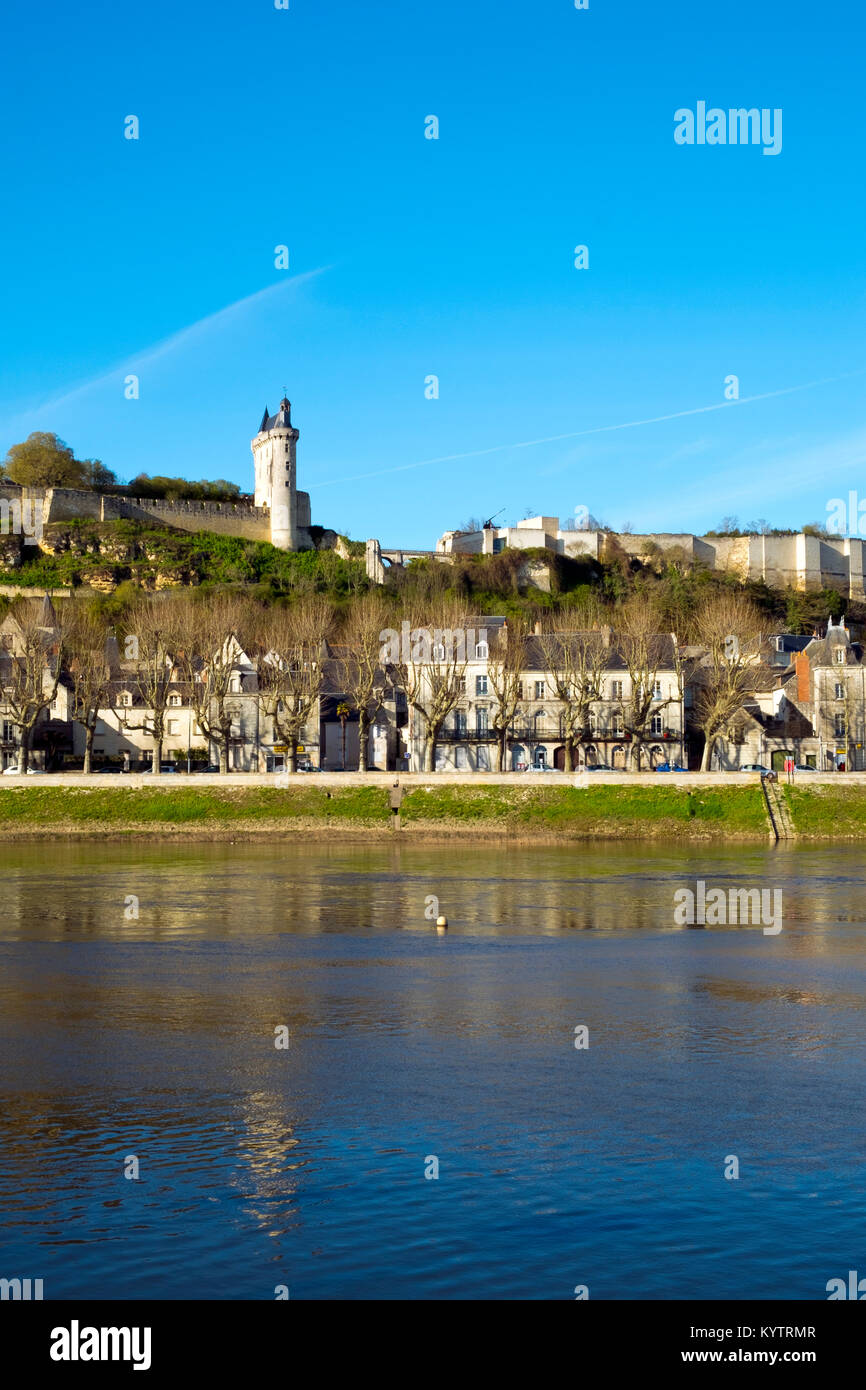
[2,765,39,775]
[655,762,687,772]
[587,763,614,771]
[738,764,771,773]
[140,764,180,774]
[793,764,817,772]
[193,766,221,774]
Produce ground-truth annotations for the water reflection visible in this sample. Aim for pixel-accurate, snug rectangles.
[0,840,865,1298]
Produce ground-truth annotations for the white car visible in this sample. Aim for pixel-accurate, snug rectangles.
[2,765,40,775]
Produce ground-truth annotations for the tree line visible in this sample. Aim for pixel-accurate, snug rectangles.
[1,432,243,502]
[1,588,771,775]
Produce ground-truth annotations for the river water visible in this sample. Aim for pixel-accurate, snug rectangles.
[1,839,864,1300]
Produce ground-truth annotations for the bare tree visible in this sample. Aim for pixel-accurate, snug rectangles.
[173,592,258,774]
[0,597,67,772]
[487,621,529,772]
[615,598,680,771]
[122,595,182,773]
[334,592,392,772]
[388,599,473,773]
[254,597,333,773]
[536,626,607,772]
[67,602,114,773]
[689,593,765,771]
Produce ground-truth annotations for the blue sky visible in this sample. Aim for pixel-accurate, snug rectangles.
[0,0,864,547]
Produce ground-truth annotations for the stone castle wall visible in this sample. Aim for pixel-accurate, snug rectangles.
[436,522,866,599]
[0,484,272,544]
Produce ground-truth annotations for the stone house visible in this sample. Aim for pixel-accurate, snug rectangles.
[406,622,686,773]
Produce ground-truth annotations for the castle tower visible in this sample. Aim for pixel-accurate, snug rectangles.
[251,397,312,550]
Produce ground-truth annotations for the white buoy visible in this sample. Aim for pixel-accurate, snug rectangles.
[436,915,448,932]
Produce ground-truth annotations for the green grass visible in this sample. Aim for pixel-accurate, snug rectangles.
[400,784,768,835]
[0,785,387,826]
[782,784,866,837]
[0,782,771,838]
[0,520,368,597]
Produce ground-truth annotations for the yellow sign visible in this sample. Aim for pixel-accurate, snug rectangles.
[273,744,287,754]
[296,745,305,753]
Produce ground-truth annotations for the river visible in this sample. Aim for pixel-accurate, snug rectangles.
[0,840,863,1299]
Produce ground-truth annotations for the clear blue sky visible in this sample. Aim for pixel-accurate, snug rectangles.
[1,0,864,546]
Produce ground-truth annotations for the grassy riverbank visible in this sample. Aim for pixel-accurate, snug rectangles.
[0,782,770,840]
[0,782,863,840]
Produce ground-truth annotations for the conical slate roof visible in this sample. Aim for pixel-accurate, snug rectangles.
[258,396,294,433]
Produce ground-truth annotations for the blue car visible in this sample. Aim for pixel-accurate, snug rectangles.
[655,761,687,772]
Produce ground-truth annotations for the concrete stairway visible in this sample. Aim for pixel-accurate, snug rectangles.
[762,777,795,841]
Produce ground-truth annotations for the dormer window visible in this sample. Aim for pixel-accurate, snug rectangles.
[475,641,488,659]
[835,647,845,664]
[168,694,181,707]
[120,692,132,708]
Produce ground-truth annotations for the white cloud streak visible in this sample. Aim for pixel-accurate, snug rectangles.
[311,367,866,490]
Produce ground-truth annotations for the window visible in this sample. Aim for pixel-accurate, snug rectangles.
[835,647,845,664]
[476,675,488,696]
[651,680,663,700]
[168,694,181,707]
[835,713,846,737]
[535,680,545,699]
[120,692,132,707]
[475,641,488,658]
[610,680,623,699]
[1,720,14,742]
[651,712,663,735]
[167,720,179,735]
[433,642,446,661]
[516,682,523,700]
[454,710,467,736]
[476,745,490,770]
[835,683,844,699]
[611,712,624,736]
[588,710,597,735]
[457,677,466,694]
[476,709,488,735]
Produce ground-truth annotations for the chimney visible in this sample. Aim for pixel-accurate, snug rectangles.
[794,651,810,703]
[534,621,543,635]
[600,624,611,647]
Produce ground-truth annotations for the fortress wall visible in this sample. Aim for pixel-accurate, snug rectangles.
[104,496,272,542]
[844,539,866,599]
[617,533,697,559]
[561,532,601,560]
[705,535,752,580]
[694,538,717,566]
[815,539,850,591]
[40,489,271,543]
[751,534,801,590]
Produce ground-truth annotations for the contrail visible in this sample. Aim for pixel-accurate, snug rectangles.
[310,367,866,490]
[1,267,331,425]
